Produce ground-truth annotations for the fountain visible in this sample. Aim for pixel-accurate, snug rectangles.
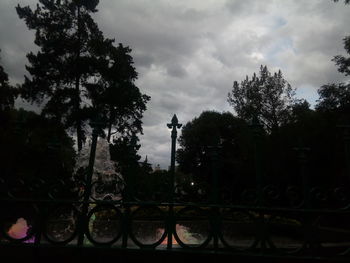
[5,138,124,243]
[75,138,124,201]
[4,134,205,247]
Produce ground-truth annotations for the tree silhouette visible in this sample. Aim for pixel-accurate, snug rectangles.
[0,108,76,199]
[17,0,103,150]
[0,50,17,111]
[177,111,255,199]
[16,0,149,152]
[333,0,350,4]
[316,33,350,124]
[228,65,296,133]
[86,43,150,143]
[333,36,350,76]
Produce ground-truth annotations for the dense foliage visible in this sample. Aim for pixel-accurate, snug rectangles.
[228,65,296,133]
[16,0,149,152]
[0,50,17,111]
[177,111,255,200]
[178,30,350,201]
[0,108,76,199]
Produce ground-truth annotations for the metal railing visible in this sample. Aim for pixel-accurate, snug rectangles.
[1,115,350,262]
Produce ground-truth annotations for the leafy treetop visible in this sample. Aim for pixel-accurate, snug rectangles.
[227,65,296,133]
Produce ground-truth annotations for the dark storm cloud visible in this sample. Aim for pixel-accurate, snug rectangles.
[1,0,349,168]
[225,0,272,16]
[133,52,155,69]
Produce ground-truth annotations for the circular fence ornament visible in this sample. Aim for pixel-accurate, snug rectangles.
[43,205,78,244]
[173,206,212,249]
[285,186,303,208]
[266,213,305,254]
[333,187,350,209]
[315,214,350,256]
[129,206,167,248]
[86,205,122,245]
[219,209,257,250]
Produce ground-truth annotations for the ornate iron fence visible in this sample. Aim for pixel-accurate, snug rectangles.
[1,115,350,262]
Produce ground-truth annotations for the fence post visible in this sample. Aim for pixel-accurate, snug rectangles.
[338,125,350,182]
[294,144,310,208]
[208,142,221,204]
[251,116,264,206]
[208,140,221,250]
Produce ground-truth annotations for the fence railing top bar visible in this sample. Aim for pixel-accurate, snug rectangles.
[1,197,350,214]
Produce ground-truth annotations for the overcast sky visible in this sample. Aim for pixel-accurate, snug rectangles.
[0,0,349,168]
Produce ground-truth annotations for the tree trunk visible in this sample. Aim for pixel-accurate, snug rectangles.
[107,119,112,143]
[76,5,82,151]
[76,77,83,151]
[107,106,114,143]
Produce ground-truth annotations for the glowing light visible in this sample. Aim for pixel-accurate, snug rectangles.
[7,218,35,243]
[8,218,29,239]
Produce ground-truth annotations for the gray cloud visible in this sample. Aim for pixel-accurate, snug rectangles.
[1,0,350,168]
[0,1,36,84]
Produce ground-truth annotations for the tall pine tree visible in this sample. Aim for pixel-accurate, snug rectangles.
[17,0,149,152]
[85,43,150,143]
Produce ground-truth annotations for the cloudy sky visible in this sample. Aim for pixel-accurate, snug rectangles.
[0,0,349,168]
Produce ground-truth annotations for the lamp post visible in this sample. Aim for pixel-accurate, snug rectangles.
[167,114,182,201]
[166,114,182,250]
